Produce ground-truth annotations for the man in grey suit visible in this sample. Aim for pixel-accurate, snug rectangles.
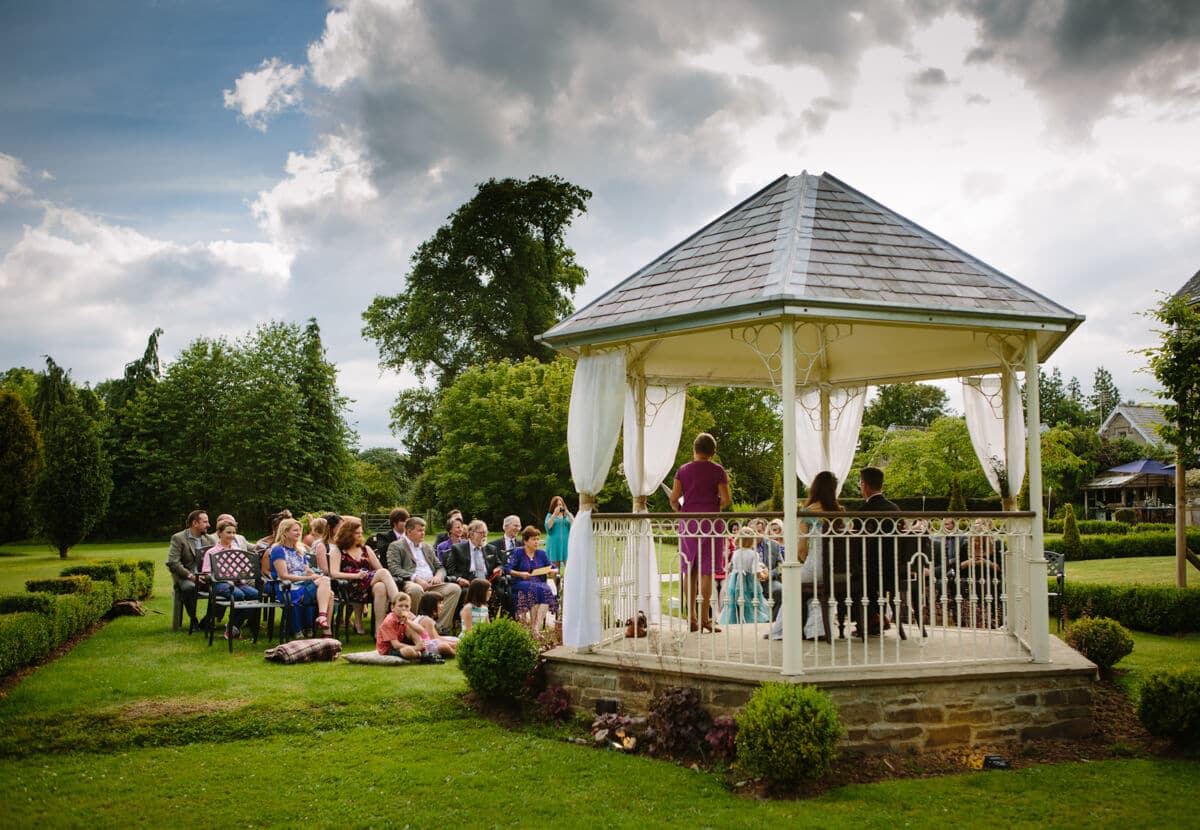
[166,509,215,629]
[386,516,461,633]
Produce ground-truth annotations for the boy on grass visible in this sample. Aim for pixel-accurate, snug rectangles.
[376,593,422,659]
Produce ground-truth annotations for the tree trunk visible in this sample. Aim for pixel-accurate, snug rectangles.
[1177,447,1187,589]
[59,546,69,559]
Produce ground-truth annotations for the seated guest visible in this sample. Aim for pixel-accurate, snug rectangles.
[505,526,557,637]
[386,516,461,634]
[490,515,522,558]
[201,518,259,638]
[435,509,463,547]
[215,514,249,549]
[435,516,465,562]
[309,513,341,573]
[718,527,770,624]
[256,509,292,550]
[376,593,422,660]
[268,518,333,636]
[447,519,509,620]
[328,516,399,634]
[756,518,784,621]
[369,507,409,564]
[460,578,492,633]
[166,509,215,630]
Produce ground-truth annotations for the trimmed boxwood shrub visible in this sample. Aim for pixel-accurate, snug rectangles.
[1138,666,1200,748]
[1131,523,1174,534]
[25,575,93,595]
[456,617,539,700]
[1044,519,1130,535]
[0,581,113,678]
[59,560,152,601]
[1063,583,1200,634]
[736,682,843,784]
[61,562,119,584]
[1061,505,1083,560]
[1065,616,1134,669]
[0,592,57,615]
[1044,530,1200,561]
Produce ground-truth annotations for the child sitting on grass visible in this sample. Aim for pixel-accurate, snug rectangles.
[413,593,457,659]
[376,594,421,660]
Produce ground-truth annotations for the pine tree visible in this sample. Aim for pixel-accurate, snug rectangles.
[1090,366,1121,425]
[32,401,112,557]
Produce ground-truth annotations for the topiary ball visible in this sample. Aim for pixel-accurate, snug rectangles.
[1138,666,1200,749]
[735,682,843,783]
[1065,616,1134,670]
[456,616,539,700]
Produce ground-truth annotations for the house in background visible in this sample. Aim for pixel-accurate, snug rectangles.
[1175,267,1200,306]
[1097,403,1171,451]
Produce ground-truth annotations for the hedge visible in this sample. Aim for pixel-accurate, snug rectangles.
[25,575,93,595]
[1063,583,1200,634]
[0,581,114,677]
[1044,519,1129,535]
[0,592,57,615]
[1044,530,1200,561]
[60,560,154,601]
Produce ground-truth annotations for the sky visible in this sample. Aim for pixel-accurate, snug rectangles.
[2,0,1198,450]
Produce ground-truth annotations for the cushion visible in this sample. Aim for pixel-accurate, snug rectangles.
[341,650,411,666]
[263,637,342,664]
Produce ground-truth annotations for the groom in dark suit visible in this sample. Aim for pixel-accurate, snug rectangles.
[856,466,902,638]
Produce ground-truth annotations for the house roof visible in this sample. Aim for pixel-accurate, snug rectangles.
[1098,404,1170,447]
[541,172,1083,388]
[1082,471,1174,490]
[1175,268,1200,306]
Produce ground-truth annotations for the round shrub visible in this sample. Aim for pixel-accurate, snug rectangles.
[1138,666,1200,748]
[456,616,539,700]
[1065,616,1134,670]
[736,682,843,783]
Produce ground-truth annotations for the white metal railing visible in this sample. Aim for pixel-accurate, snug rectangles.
[586,511,1042,674]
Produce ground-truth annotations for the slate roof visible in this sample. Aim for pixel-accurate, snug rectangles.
[543,172,1082,343]
[1098,404,1170,448]
[1175,268,1200,306]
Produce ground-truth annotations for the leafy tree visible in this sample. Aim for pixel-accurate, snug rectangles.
[1040,426,1091,510]
[425,358,605,525]
[295,318,355,509]
[1142,294,1200,466]
[872,416,991,500]
[31,356,76,428]
[1027,367,1090,428]
[363,175,591,388]
[861,383,949,429]
[348,458,402,513]
[687,386,780,504]
[1090,366,1121,426]
[357,447,411,502]
[0,391,43,542]
[32,401,112,557]
[1,367,38,412]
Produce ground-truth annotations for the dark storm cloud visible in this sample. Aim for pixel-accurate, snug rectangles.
[951,0,1200,131]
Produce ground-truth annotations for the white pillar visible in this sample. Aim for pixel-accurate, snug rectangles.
[1024,334,1050,663]
[781,320,802,675]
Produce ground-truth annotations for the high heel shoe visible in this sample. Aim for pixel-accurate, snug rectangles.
[701,620,722,633]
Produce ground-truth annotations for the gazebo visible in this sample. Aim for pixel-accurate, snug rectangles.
[538,172,1093,750]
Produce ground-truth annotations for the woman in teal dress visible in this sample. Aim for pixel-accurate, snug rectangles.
[544,495,573,571]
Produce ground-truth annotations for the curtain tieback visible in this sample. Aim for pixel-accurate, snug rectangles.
[579,493,597,511]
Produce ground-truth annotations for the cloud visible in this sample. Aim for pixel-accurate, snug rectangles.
[912,66,949,86]
[223,57,306,131]
[951,0,1200,134]
[0,152,31,203]
[0,206,292,384]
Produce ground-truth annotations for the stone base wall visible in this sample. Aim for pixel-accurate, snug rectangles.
[545,655,1095,754]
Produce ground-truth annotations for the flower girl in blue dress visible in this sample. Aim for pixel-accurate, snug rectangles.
[718,527,771,624]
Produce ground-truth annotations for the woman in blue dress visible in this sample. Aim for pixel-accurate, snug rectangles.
[505,525,558,638]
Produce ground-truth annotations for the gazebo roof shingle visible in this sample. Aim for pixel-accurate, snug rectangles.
[545,172,1079,341]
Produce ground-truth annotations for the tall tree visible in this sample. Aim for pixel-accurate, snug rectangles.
[363,175,591,468]
[32,356,76,428]
[1089,366,1121,425]
[363,175,591,387]
[1,367,38,412]
[295,318,355,509]
[1027,367,1089,428]
[0,391,44,542]
[861,383,949,429]
[32,401,112,557]
[1141,293,1200,587]
[871,416,991,500]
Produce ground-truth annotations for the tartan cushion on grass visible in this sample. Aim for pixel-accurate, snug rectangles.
[263,637,342,664]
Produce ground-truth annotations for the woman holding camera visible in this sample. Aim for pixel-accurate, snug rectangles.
[545,495,573,575]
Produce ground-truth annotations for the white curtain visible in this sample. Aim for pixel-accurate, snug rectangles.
[563,350,627,647]
[962,373,1025,501]
[622,382,686,622]
[794,385,867,491]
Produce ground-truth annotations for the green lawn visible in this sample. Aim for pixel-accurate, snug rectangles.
[1066,555,1196,588]
[0,542,1198,828]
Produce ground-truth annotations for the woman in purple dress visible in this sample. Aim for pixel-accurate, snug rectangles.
[670,432,732,633]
